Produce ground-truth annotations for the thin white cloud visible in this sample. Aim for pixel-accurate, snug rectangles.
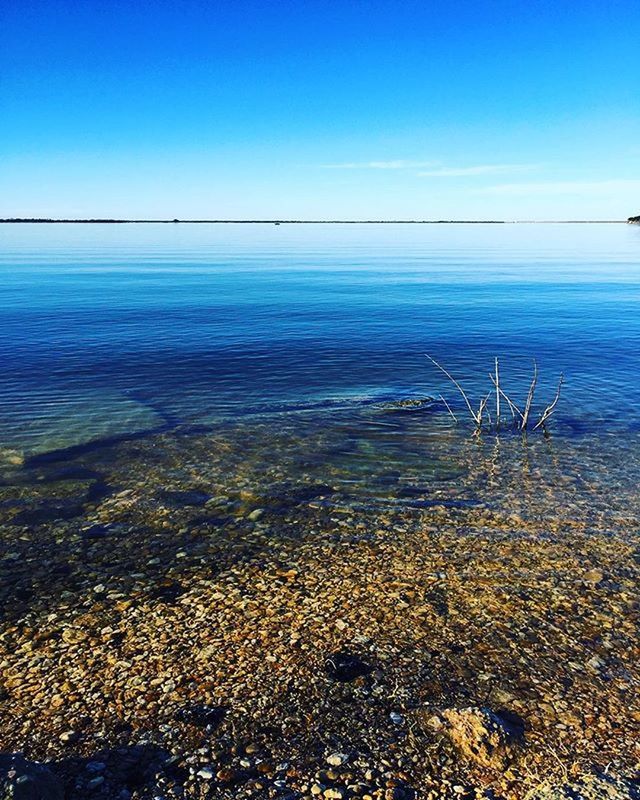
[476,179,640,196]
[321,160,539,176]
[321,160,438,170]
[418,164,538,177]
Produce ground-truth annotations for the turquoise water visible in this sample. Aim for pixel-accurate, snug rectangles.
[1,222,639,459]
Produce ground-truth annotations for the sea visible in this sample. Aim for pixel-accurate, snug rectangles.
[1,222,639,515]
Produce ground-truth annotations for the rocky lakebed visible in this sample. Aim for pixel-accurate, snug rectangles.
[0,408,639,799]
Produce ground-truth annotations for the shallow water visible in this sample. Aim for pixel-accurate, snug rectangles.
[2,225,640,795]
[1,222,639,505]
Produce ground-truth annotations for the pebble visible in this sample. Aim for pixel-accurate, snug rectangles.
[326,753,348,766]
[197,766,215,780]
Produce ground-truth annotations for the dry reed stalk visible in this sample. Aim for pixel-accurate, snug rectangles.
[439,394,458,422]
[425,354,481,425]
[427,354,564,435]
[495,357,500,428]
[521,360,538,430]
[488,373,523,423]
[533,374,564,430]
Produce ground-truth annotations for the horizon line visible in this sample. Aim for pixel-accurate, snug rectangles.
[0,218,629,224]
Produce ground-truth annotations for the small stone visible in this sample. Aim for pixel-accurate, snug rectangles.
[587,655,605,670]
[324,789,346,800]
[390,711,403,725]
[59,730,79,744]
[248,508,264,521]
[197,766,215,780]
[584,569,605,584]
[62,629,87,644]
[326,753,348,766]
[426,714,444,731]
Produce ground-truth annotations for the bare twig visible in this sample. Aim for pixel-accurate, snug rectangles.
[472,392,491,437]
[430,355,563,435]
[495,357,500,428]
[425,354,480,424]
[476,391,491,427]
[533,374,564,430]
[439,394,458,423]
[521,360,538,430]
[488,373,523,423]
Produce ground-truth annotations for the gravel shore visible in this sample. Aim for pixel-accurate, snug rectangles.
[1,414,639,799]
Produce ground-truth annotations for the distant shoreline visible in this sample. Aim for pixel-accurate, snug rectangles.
[0,218,627,224]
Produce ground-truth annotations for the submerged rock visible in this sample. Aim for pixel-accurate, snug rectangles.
[375,396,436,413]
[442,706,525,769]
[0,449,24,468]
[325,650,373,682]
[0,753,63,800]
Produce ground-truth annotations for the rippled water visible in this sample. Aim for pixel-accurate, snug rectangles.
[1,222,639,491]
[3,224,639,796]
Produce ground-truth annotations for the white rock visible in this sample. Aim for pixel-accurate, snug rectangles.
[197,766,215,780]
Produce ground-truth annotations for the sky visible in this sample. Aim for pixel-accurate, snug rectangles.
[1,0,639,220]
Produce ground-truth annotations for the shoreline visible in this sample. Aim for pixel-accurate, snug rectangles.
[0,218,627,224]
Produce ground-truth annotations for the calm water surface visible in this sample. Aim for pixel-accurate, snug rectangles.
[1,223,639,505]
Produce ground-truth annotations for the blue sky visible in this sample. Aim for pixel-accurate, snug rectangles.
[1,0,639,219]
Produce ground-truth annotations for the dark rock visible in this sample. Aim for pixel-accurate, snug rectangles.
[325,650,373,682]
[81,524,113,540]
[177,703,226,731]
[147,581,185,604]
